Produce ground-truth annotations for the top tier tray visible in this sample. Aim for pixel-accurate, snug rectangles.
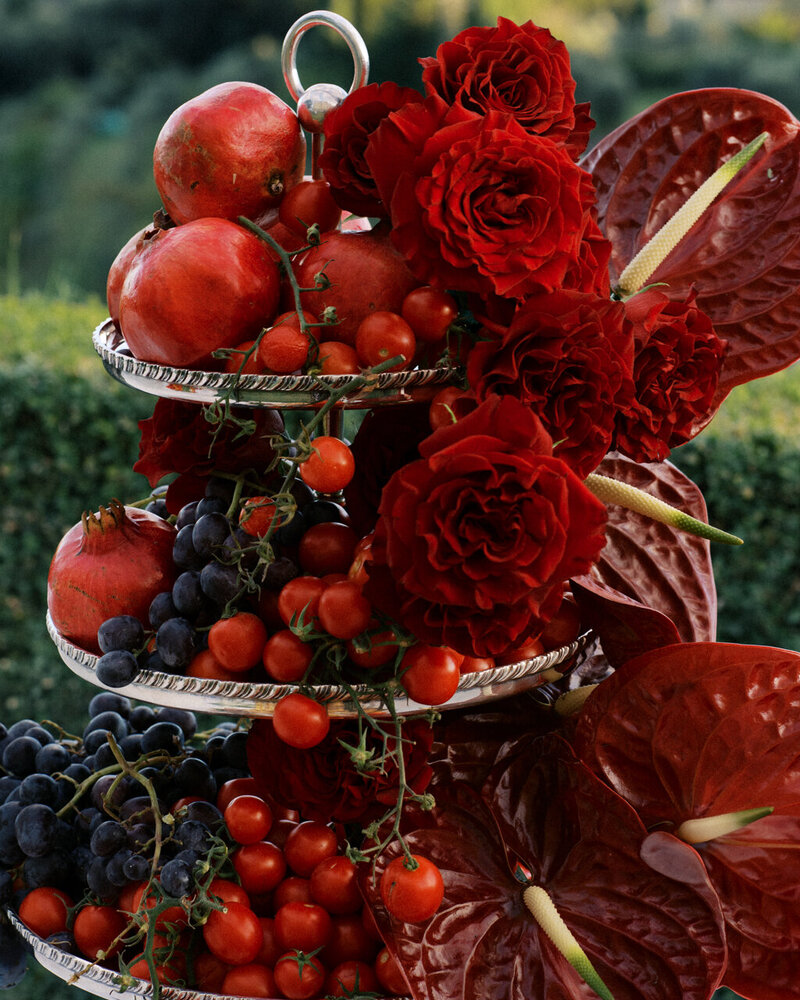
[93,321,457,410]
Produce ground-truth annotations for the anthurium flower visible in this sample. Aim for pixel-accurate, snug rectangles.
[585,87,800,402]
[573,641,800,999]
[361,735,726,1000]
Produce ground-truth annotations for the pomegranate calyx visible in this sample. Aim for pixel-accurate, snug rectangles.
[81,499,128,539]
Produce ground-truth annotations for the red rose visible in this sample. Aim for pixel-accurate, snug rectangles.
[319,81,423,218]
[134,397,283,487]
[365,101,597,300]
[420,16,594,158]
[466,290,634,478]
[613,289,727,462]
[364,395,607,657]
[246,717,433,826]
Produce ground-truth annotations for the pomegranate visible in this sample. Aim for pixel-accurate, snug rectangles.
[47,500,177,654]
[294,228,421,345]
[118,217,281,368]
[153,81,306,225]
[106,225,150,328]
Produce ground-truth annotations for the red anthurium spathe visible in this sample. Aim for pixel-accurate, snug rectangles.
[585,88,800,402]
[573,641,800,999]
[361,735,726,1000]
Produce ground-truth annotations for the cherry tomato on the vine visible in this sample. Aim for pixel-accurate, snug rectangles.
[232,841,288,895]
[299,436,355,493]
[18,886,73,939]
[325,959,380,997]
[256,323,311,374]
[298,522,358,576]
[262,628,314,682]
[224,793,273,845]
[207,612,268,672]
[374,946,412,995]
[273,692,330,749]
[274,900,333,952]
[317,340,360,375]
[283,821,339,877]
[274,951,327,1000]
[202,900,263,965]
[277,574,326,630]
[355,310,416,371]
[73,904,128,961]
[400,643,461,705]
[279,178,342,237]
[380,853,444,923]
[317,579,372,639]
[401,285,459,343]
[221,962,276,998]
[310,854,363,914]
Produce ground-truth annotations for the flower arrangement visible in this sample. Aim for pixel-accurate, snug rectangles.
[14,9,800,1000]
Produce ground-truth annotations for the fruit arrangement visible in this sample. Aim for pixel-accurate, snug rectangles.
[4,7,800,1000]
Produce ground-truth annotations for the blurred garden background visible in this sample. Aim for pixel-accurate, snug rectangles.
[0,2,799,995]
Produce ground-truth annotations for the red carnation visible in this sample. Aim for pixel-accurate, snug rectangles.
[365,100,597,300]
[319,81,424,218]
[613,289,727,462]
[420,16,594,158]
[364,394,607,657]
[466,289,634,478]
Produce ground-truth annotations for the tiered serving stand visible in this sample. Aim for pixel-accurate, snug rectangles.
[19,11,592,997]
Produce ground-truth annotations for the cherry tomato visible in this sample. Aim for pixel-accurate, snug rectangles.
[275,901,333,952]
[193,949,229,992]
[298,522,358,576]
[232,842,287,895]
[326,959,380,997]
[317,340,360,375]
[224,794,273,845]
[273,692,330,749]
[129,933,187,984]
[257,323,311,374]
[279,178,341,237]
[400,644,461,706]
[346,627,400,669]
[262,628,314,682]
[299,436,355,493]
[130,882,188,932]
[223,339,262,374]
[277,575,326,629]
[310,854,363,914]
[73,904,127,960]
[18,886,73,939]
[284,821,339,877]
[321,913,381,967]
[256,915,283,966]
[273,876,313,909]
[428,385,468,431]
[208,876,251,909]
[216,776,259,812]
[355,310,416,370]
[380,854,444,923]
[186,648,242,682]
[495,635,545,667]
[401,286,458,343]
[202,900,263,965]
[317,579,372,639]
[274,951,326,1000]
[239,495,278,538]
[222,962,277,998]
[460,654,495,674]
[374,946,411,995]
[207,612,268,672]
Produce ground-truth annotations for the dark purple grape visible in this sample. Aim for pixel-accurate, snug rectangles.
[195,495,229,517]
[90,819,128,858]
[182,800,223,830]
[155,618,196,670]
[140,721,185,755]
[158,856,193,897]
[192,512,233,558]
[118,733,144,761]
[200,561,241,605]
[149,591,178,629]
[128,705,157,732]
[119,796,159,825]
[2,736,42,776]
[93,741,118,769]
[23,725,55,747]
[171,571,209,618]
[173,524,204,570]
[154,708,197,739]
[84,711,130,742]
[15,803,59,857]
[222,731,249,770]
[97,615,145,653]
[62,761,91,784]
[175,757,216,801]
[274,510,307,549]
[105,848,135,887]
[83,728,113,755]
[123,853,151,881]
[88,692,131,719]
[18,773,58,808]
[21,848,72,889]
[34,742,72,774]
[302,498,348,526]
[86,855,116,899]
[204,476,236,506]
[263,556,300,591]
[146,497,169,519]
[96,649,140,688]
[175,500,200,530]
[0,802,24,865]
[0,776,21,805]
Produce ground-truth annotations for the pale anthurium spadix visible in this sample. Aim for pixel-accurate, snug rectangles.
[614,131,768,299]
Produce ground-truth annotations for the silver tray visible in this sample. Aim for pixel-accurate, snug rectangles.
[47,611,591,719]
[92,321,457,409]
[8,908,407,999]
[8,909,222,999]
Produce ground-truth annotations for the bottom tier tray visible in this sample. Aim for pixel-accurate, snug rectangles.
[47,612,593,718]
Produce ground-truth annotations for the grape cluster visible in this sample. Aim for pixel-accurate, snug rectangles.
[95,474,360,689]
[0,692,411,998]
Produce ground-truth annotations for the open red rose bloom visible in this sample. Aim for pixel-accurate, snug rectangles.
[23,10,800,1000]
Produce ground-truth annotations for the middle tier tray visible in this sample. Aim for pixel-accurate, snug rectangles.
[48,612,593,719]
[93,320,458,409]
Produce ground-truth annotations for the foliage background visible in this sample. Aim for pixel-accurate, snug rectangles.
[1,1,798,998]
